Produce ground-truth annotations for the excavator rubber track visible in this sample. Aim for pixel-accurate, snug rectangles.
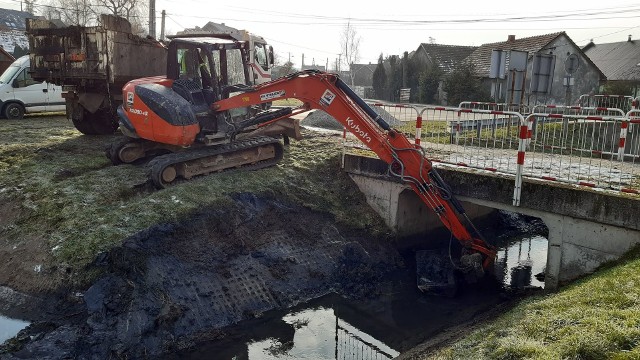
[147,136,284,188]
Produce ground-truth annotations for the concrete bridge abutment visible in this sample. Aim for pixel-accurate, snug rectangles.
[344,154,640,291]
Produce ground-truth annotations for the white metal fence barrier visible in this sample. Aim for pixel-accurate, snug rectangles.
[523,113,639,194]
[459,101,530,114]
[530,105,625,117]
[578,94,638,113]
[340,101,640,207]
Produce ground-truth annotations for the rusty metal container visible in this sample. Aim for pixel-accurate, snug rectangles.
[26,15,167,134]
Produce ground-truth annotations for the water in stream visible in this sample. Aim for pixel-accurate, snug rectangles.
[0,212,549,358]
[169,230,548,359]
[0,315,29,344]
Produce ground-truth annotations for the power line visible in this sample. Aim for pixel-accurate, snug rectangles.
[160,1,640,23]
[162,5,640,26]
[166,15,184,29]
[576,24,640,43]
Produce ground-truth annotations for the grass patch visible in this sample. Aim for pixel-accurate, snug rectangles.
[430,246,640,359]
[0,116,387,275]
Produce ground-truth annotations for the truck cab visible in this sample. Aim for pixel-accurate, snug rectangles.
[0,55,65,119]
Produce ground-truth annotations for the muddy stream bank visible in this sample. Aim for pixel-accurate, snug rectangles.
[0,192,547,359]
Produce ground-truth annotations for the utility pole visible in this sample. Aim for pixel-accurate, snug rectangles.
[160,10,166,40]
[149,0,156,38]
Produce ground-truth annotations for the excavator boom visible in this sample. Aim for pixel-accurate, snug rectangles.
[212,70,497,270]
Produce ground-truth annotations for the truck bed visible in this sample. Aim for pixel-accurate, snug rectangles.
[27,15,166,87]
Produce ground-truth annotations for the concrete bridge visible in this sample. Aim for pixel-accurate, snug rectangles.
[343,154,640,290]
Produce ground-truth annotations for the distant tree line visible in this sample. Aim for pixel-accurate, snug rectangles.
[372,52,490,105]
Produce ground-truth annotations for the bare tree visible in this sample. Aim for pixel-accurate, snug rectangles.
[24,0,37,14]
[41,0,146,32]
[43,0,96,26]
[340,20,361,87]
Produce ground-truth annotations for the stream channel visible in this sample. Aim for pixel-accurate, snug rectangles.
[0,207,548,359]
[164,237,547,359]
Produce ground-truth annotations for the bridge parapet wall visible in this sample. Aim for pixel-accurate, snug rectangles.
[344,154,640,290]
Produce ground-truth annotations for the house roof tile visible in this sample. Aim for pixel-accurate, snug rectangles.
[0,8,34,31]
[417,43,477,73]
[584,40,640,81]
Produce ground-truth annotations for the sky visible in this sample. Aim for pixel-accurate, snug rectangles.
[2,0,640,69]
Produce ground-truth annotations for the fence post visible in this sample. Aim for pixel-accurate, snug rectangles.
[513,116,532,206]
[618,119,629,161]
[415,115,423,147]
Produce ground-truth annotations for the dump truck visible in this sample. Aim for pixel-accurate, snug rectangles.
[26,14,167,135]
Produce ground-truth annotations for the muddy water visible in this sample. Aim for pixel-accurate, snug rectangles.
[0,199,549,359]
[495,235,548,289]
[169,214,549,359]
[0,315,29,344]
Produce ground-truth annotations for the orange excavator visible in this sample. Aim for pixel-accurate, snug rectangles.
[108,38,496,285]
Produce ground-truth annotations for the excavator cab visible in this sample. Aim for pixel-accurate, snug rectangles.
[166,39,251,132]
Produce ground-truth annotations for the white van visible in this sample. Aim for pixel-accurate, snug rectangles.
[0,55,65,119]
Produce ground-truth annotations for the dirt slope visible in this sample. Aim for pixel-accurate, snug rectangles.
[0,115,404,358]
[2,193,403,359]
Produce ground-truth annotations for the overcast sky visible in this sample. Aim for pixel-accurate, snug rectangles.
[2,0,640,69]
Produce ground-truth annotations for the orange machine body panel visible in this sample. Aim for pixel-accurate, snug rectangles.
[121,76,201,146]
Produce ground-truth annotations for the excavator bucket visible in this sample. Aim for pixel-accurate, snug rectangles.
[416,249,457,297]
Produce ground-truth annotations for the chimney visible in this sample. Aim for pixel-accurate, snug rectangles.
[508,35,516,42]
[628,35,633,42]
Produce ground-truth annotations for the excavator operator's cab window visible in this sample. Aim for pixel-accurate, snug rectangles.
[177,46,215,89]
[177,48,198,81]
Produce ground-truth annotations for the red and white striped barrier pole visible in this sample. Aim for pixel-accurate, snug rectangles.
[513,118,530,206]
[618,120,629,161]
[415,115,422,147]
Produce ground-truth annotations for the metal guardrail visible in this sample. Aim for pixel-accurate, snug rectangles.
[523,113,639,193]
[577,94,638,113]
[459,101,530,114]
[530,105,625,117]
[340,101,639,207]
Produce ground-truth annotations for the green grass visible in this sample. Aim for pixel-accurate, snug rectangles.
[0,116,386,273]
[430,246,640,359]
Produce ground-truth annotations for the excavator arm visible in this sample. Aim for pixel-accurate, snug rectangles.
[212,70,496,270]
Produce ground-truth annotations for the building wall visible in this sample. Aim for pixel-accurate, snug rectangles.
[526,35,601,105]
[484,35,602,106]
